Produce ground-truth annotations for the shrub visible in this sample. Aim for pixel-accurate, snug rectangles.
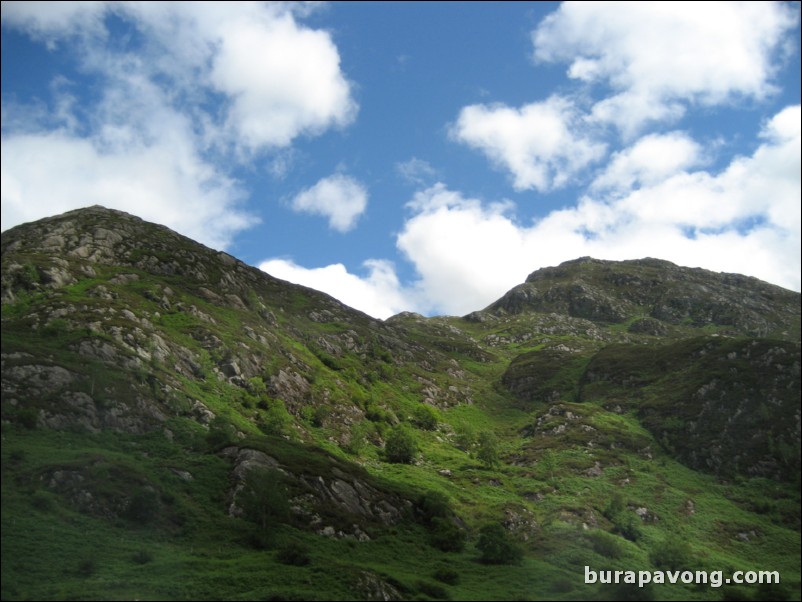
[418,491,450,523]
[476,523,522,565]
[603,493,626,520]
[612,513,642,542]
[384,426,417,464]
[206,416,237,449]
[412,404,439,430]
[754,582,792,601]
[277,542,311,566]
[589,530,624,559]
[17,407,38,430]
[649,535,694,570]
[453,423,476,452]
[432,567,460,586]
[477,431,500,468]
[430,517,466,553]
[242,468,289,531]
[260,399,293,436]
[30,490,54,512]
[125,487,160,524]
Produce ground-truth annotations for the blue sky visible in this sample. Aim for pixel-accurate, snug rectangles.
[2,1,800,318]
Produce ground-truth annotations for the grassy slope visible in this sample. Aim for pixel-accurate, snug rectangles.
[1,246,800,600]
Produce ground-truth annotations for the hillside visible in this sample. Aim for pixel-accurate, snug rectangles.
[2,206,800,601]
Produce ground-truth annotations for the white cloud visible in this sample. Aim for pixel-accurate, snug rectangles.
[591,132,704,193]
[259,258,411,320]
[1,1,357,242]
[451,96,606,191]
[0,128,251,251]
[0,1,110,41]
[290,174,368,232]
[208,7,356,150]
[247,105,799,319]
[2,2,356,152]
[533,2,799,134]
[396,106,800,314]
[396,157,438,186]
[397,185,532,315]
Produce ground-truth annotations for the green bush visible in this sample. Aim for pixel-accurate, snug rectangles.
[453,423,476,451]
[206,416,237,449]
[412,404,439,430]
[430,517,466,553]
[754,582,792,601]
[242,468,289,531]
[649,535,693,570]
[476,523,522,565]
[432,567,460,585]
[384,426,417,464]
[30,490,54,512]
[277,542,311,566]
[477,431,500,468]
[260,399,293,436]
[344,421,373,455]
[418,491,450,523]
[589,530,624,559]
[17,407,38,430]
[125,487,160,524]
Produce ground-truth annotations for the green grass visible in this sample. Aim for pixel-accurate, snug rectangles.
[2,220,799,601]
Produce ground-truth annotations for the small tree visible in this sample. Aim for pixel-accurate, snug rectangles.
[418,491,466,552]
[125,487,160,524]
[260,399,293,436]
[206,416,237,449]
[385,426,417,464]
[430,517,466,552]
[453,423,476,452]
[477,431,500,468]
[412,404,439,431]
[476,523,522,565]
[241,468,289,532]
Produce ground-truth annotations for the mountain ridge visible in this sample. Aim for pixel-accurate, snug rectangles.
[2,206,799,601]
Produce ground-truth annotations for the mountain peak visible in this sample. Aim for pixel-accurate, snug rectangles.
[2,206,800,599]
[486,256,799,339]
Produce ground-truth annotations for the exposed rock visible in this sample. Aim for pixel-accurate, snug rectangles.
[354,571,402,601]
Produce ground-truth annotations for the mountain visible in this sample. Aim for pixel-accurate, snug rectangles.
[2,206,800,601]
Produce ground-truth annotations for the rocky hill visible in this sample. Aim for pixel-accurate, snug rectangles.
[2,207,800,601]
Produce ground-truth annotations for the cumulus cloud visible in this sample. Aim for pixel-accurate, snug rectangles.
[251,104,799,319]
[0,1,111,41]
[591,132,704,193]
[259,258,412,320]
[398,105,800,315]
[207,7,356,150]
[289,174,368,232]
[1,1,356,241]
[451,96,606,191]
[0,127,251,251]
[397,185,532,315]
[533,1,799,134]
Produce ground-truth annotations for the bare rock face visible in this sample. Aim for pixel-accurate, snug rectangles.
[223,447,406,529]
